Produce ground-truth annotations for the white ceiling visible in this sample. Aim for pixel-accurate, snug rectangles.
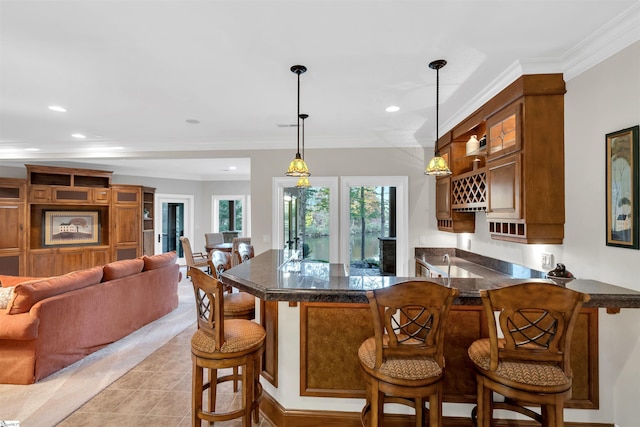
[1,0,639,180]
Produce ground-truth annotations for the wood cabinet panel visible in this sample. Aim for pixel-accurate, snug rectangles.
[300,302,372,398]
[29,250,58,277]
[487,152,522,219]
[58,248,88,275]
[52,187,90,203]
[0,179,27,275]
[436,176,451,220]
[444,307,487,402]
[92,188,111,204]
[260,300,278,386]
[29,186,52,203]
[112,205,140,246]
[0,205,23,251]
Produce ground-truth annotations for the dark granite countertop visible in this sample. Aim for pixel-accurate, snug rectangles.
[220,249,640,308]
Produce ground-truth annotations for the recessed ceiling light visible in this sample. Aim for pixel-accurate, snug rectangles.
[25,148,39,152]
[186,119,200,124]
[229,166,237,170]
[385,105,400,112]
[48,105,67,112]
[72,133,86,138]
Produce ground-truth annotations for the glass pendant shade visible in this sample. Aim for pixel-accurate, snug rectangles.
[295,176,311,188]
[424,59,452,176]
[286,154,310,177]
[285,65,311,177]
[425,155,452,176]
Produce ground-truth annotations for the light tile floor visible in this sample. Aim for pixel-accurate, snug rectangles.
[58,323,275,427]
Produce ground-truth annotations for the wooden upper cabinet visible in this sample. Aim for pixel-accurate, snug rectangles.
[436,73,565,244]
[485,74,566,244]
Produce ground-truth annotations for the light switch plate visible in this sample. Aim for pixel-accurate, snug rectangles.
[541,252,554,270]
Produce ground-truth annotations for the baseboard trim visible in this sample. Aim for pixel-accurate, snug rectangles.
[260,392,613,427]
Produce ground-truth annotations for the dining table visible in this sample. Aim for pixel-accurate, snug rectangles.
[205,242,233,253]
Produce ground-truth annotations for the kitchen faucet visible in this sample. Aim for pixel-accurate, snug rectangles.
[443,254,451,287]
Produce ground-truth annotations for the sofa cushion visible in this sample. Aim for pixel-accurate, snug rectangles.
[142,251,177,271]
[7,266,103,315]
[0,275,42,288]
[102,259,145,282]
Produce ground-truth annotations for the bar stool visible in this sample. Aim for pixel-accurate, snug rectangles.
[210,255,256,392]
[189,267,265,427]
[468,282,590,427]
[358,280,459,427]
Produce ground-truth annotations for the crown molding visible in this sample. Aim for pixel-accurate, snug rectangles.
[562,2,640,81]
[442,2,640,137]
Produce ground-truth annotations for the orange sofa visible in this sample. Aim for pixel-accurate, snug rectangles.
[0,251,181,384]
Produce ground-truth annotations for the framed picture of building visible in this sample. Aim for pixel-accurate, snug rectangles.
[43,211,100,246]
[606,125,639,249]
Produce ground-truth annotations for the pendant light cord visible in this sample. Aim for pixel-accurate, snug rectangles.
[297,71,301,155]
[434,65,440,157]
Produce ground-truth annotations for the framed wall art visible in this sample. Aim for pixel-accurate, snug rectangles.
[606,125,639,249]
[43,210,100,246]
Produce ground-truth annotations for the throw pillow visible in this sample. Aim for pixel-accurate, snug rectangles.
[142,251,177,271]
[0,286,14,310]
[102,258,145,282]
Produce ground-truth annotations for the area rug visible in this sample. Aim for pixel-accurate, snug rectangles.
[0,271,195,427]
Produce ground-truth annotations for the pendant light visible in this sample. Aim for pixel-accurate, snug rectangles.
[296,113,311,188]
[285,65,311,177]
[424,59,452,176]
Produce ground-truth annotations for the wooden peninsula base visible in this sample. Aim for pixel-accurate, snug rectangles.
[221,249,640,427]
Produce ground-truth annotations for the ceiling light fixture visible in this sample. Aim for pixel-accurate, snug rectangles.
[48,105,67,112]
[296,113,311,188]
[386,105,400,112]
[72,133,86,139]
[285,65,310,177]
[424,59,452,176]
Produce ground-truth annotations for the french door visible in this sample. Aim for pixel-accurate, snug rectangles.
[273,176,407,274]
[154,194,194,266]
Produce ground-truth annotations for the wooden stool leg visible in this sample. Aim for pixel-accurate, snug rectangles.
[233,366,240,392]
[208,367,217,413]
[243,356,255,427]
[476,375,492,427]
[370,380,382,427]
[192,358,203,427]
[252,354,262,424]
[415,397,423,427]
[429,386,442,427]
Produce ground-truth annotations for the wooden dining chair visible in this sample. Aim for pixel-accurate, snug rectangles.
[358,280,459,427]
[468,282,590,427]
[179,236,209,278]
[231,237,251,267]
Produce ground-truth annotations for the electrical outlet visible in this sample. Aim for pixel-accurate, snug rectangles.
[541,252,554,269]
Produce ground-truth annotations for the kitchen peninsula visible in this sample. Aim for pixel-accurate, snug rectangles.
[221,249,640,426]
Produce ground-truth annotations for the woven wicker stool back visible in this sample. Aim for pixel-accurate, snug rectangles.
[358,280,459,427]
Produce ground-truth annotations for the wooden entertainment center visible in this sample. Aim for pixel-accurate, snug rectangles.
[0,165,154,276]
